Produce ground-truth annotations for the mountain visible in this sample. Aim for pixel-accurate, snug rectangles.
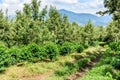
[59,9,112,26]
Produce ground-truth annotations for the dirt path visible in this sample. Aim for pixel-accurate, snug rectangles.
[21,71,53,80]
[67,56,101,80]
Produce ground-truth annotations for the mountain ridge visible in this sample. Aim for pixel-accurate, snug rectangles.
[59,9,111,26]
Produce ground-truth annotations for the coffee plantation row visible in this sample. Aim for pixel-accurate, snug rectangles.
[0,42,91,72]
[81,41,120,80]
[54,46,104,79]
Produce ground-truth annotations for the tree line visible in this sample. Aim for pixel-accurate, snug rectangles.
[0,0,119,47]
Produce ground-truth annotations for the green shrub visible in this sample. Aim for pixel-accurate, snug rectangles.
[55,62,77,76]
[77,58,90,68]
[55,66,69,76]
[0,45,8,67]
[111,58,120,70]
[88,55,96,61]
[27,43,42,62]
[104,48,114,56]
[116,45,120,51]
[19,43,46,62]
[70,42,80,52]
[109,42,117,51]
[38,47,46,60]
[103,66,113,75]
[5,47,20,65]
[60,42,75,55]
[0,67,6,72]
[27,43,41,57]
[82,42,89,49]
[77,45,84,53]
[19,46,32,61]
[102,57,112,64]
[0,44,7,54]
[44,43,59,61]
[109,41,120,51]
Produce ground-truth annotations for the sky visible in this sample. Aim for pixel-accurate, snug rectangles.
[0,0,105,16]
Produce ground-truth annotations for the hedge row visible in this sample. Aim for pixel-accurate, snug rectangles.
[55,46,103,78]
[104,48,120,70]
[98,43,120,80]
[0,42,89,72]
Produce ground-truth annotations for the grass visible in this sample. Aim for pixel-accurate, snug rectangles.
[0,55,74,80]
[81,65,114,80]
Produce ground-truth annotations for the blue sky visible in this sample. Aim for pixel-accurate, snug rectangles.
[0,0,105,15]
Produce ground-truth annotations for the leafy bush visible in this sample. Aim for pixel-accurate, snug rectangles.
[104,48,114,56]
[55,62,77,76]
[44,43,59,61]
[19,46,32,61]
[19,43,46,62]
[101,57,112,64]
[82,42,89,49]
[0,45,8,68]
[111,57,120,70]
[109,42,117,51]
[116,45,120,51]
[60,42,75,55]
[88,55,96,61]
[5,47,20,65]
[0,67,6,72]
[77,45,84,53]
[77,58,90,68]
[0,44,7,54]
[103,66,113,75]
[55,66,69,76]
[27,43,42,62]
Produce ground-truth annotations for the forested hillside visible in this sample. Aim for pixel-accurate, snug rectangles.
[59,9,111,26]
[0,0,120,80]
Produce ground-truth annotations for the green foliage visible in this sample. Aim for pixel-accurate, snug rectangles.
[44,43,59,61]
[111,57,120,70]
[19,43,46,62]
[0,0,120,78]
[109,42,117,50]
[103,66,113,75]
[60,42,75,55]
[108,41,120,51]
[55,62,77,76]
[5,47,20,65]
[0,44,8,70]
[77,45,84,53]
[55,58,91,78]
[27,43,42,62]
[77,58,90,68]
[0,67,5,72]
[104,0,120,13]
[81,65,114,80]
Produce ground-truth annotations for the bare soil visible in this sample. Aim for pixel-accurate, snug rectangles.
[21,71,53,80]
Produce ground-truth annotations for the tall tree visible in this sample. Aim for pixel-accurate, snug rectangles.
[48,6,63,43]
[82,21,94,44]
[31,0,40,20]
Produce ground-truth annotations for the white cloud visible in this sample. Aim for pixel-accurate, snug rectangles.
[56,0,78,4]
[55,0,105,15]
[2,0,20,4]
[0,0,105,16]
[0,0,30,15]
